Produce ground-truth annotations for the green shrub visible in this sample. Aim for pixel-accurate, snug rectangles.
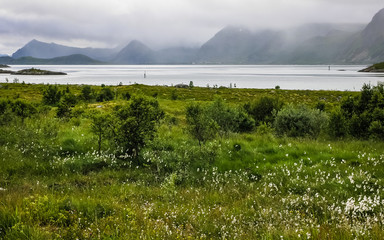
[369,121,384,140]
[113,95,164,160]
[328,107,348,139]
[207,97,254,135]
[96,87,114,102]
[42,85,61,105]
[244,96,283,126]
[186,102,218,146]
[80,85,94,101]
[274,104,328,138]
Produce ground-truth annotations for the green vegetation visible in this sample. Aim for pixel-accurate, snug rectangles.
[1,83,384,239]
[0,68,67,75]
[359,62,384,72]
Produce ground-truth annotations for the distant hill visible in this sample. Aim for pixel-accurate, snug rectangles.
[7,8,384,64]
[112,40,156,64]
[340,9,384,63]
[0,54,102,65]
[12,39,118,61]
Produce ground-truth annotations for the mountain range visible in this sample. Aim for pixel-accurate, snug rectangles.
[2,8,384,65]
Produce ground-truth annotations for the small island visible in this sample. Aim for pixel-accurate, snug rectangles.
[0,64,10,68]
[359,62,384,72]
[0,67,66,75]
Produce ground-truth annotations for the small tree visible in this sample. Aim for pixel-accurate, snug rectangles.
[244,96,283,126]
[328,107,348,139]
[186,102,218,147]
[42,85,61,105]
[80,85,94,102]
[10,99,36,123]
[113,95,164,160]
[90,112,111,155]
[56,92,78,118]
[96,87,114,102]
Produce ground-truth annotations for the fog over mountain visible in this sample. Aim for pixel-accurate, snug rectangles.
[3,7,384,64]
[0,0,383,55]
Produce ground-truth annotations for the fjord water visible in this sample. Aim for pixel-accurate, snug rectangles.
[2,65,384,91]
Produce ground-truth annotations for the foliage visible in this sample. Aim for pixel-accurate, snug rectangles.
[56,92,78,118]
[112,95,164,159]
[2,83,384,239]
[207,97,254,136]
[90,112,111,155]
[186,102,218,146]
[244,96,283,126]
[80,85,94,102]
[96,87,114,102]
[328,107,348,139]
[274,104,328,138]
[42,85,61,105]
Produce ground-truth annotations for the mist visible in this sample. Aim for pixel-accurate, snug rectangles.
[0,0,383,54]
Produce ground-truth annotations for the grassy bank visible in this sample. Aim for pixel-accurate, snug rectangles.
[0,83,383,239]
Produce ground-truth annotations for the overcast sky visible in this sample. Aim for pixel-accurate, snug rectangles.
[0,0,383,55]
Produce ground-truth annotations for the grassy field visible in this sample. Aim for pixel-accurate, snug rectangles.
[0,83,383,239]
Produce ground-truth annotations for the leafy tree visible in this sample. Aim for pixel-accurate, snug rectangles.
[90,112,111,155]
[10,99,37,123]
[186,102,218,147]
[42,85,61,105]
[244,96,283,126]
[328,107,348,139]
[0,99,14,126]
[80,85,94,102]
[369,121,384,140]
[113,95,164,160]
[56,92,78,118]
[207,97,254,136]
[96,87,114,102]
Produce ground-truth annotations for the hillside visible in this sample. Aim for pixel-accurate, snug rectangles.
[12,39,118,61]
[0,54,102,65]
[7,8,384,64]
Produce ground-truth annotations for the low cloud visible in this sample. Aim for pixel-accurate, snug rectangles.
[0,0,383,54]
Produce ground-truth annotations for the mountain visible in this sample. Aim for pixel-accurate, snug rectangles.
[112,40,156,64]
[7,8,384,65]
[12,39,118,61]
[0,54,102,65]
[340,8,384,63]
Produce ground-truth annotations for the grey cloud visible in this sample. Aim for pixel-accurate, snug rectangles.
[0,0,383,54]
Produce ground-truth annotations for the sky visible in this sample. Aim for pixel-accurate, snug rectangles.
[0,0,383,55]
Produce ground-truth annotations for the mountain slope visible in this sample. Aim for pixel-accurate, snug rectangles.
[12,40,118,61]
[112,40,156,64]
[0,54,102,65]
[340,8,384,63]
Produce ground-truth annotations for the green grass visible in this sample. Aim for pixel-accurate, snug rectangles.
[0,83,383,239]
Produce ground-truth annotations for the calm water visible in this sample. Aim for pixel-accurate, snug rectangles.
[1,65,384,91]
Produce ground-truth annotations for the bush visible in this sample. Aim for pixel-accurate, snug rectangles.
[244,96,283,126]
[369,121,384,140]
[96,87,114,102]
[274,104,328,138]
[328,107,348,139]
[207,97,254,136]
[42,85,61,105]
[186,102,218,146]
[56,92,78,118]
[80,85,94,101]
[113,95,164,160]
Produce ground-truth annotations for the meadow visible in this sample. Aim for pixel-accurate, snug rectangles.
[0,82,384,239]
